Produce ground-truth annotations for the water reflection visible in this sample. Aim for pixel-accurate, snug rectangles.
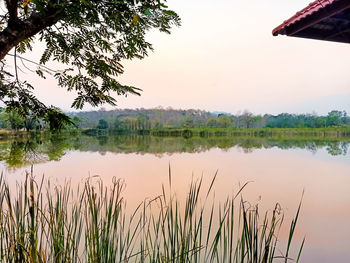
[0,133,349,263]
[0,133,349,169]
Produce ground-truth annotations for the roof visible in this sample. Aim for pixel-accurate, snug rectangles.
[272,0,350,43]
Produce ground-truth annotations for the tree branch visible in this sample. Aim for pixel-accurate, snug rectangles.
[0,5,64,60]
[5,0,19,26]
[6,53,57,73]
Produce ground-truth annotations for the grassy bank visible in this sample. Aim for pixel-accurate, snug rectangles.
[0,172,304,262]
[0,129,80,140]
[150,127,350,138]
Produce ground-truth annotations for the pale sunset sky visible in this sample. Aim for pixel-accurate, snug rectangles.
[17,0,350,115]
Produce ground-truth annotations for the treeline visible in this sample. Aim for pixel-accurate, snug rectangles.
[1,107,349,132]
[0,108,44,131]
[70,108,350,131]
[70,108,213,130]
[0,107,76,131]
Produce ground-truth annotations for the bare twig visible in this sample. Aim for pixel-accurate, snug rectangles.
[6,53,57,73]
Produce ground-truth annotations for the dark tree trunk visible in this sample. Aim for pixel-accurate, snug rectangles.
[0,8,62,60]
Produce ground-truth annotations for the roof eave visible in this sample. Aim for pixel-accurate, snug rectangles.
[272,0,350,37]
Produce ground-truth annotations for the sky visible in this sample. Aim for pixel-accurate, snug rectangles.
[13,0,350,115]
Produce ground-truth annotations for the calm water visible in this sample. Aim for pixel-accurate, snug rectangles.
[1,134,349,262]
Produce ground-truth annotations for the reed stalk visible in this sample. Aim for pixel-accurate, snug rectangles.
[0,171,304,262]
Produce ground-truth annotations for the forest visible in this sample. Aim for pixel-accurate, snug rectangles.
[0,107,349,132]
[71,108,350,131]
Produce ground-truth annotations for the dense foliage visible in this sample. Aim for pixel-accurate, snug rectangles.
[0,106,74,131]
[67,108,350,131]
[0,107,349,132]
[0,0,180,128]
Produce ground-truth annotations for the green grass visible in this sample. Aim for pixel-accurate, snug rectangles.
[151,126,350,138]
[0,170,304,262]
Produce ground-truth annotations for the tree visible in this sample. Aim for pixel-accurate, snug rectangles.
[239,111,253,128]
[217,114,233,128]
[137,113,150,130]
[250,115,263,128]
[326,110,343,126]
[5,109,25,130]
[315,116,326,128]
[113,117,125,131]
[0,0,180,127]
[24,114,38,131]
[182,114,195,128]
[206,116,218,127]
[96,119,108,130]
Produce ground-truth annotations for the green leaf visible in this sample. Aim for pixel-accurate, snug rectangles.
[144,9,153,17]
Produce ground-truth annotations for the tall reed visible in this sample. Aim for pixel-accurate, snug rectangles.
[0,170,304,262]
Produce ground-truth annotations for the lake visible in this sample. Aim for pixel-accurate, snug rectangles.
[0,133,349,262]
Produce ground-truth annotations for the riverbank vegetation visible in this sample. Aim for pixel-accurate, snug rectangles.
[149,126,350,138]
[1,107,350,142]
[0,107,349,135]
[0,172,304,262]
[0,107,74,132]
[70,108,350,130]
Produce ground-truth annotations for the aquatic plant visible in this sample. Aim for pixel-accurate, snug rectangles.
[0,170,304,262]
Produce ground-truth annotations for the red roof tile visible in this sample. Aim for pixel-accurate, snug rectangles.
[272,0,345,36]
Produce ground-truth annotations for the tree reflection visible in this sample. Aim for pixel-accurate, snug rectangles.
[0,134,348,169]
[0,139,48,168]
